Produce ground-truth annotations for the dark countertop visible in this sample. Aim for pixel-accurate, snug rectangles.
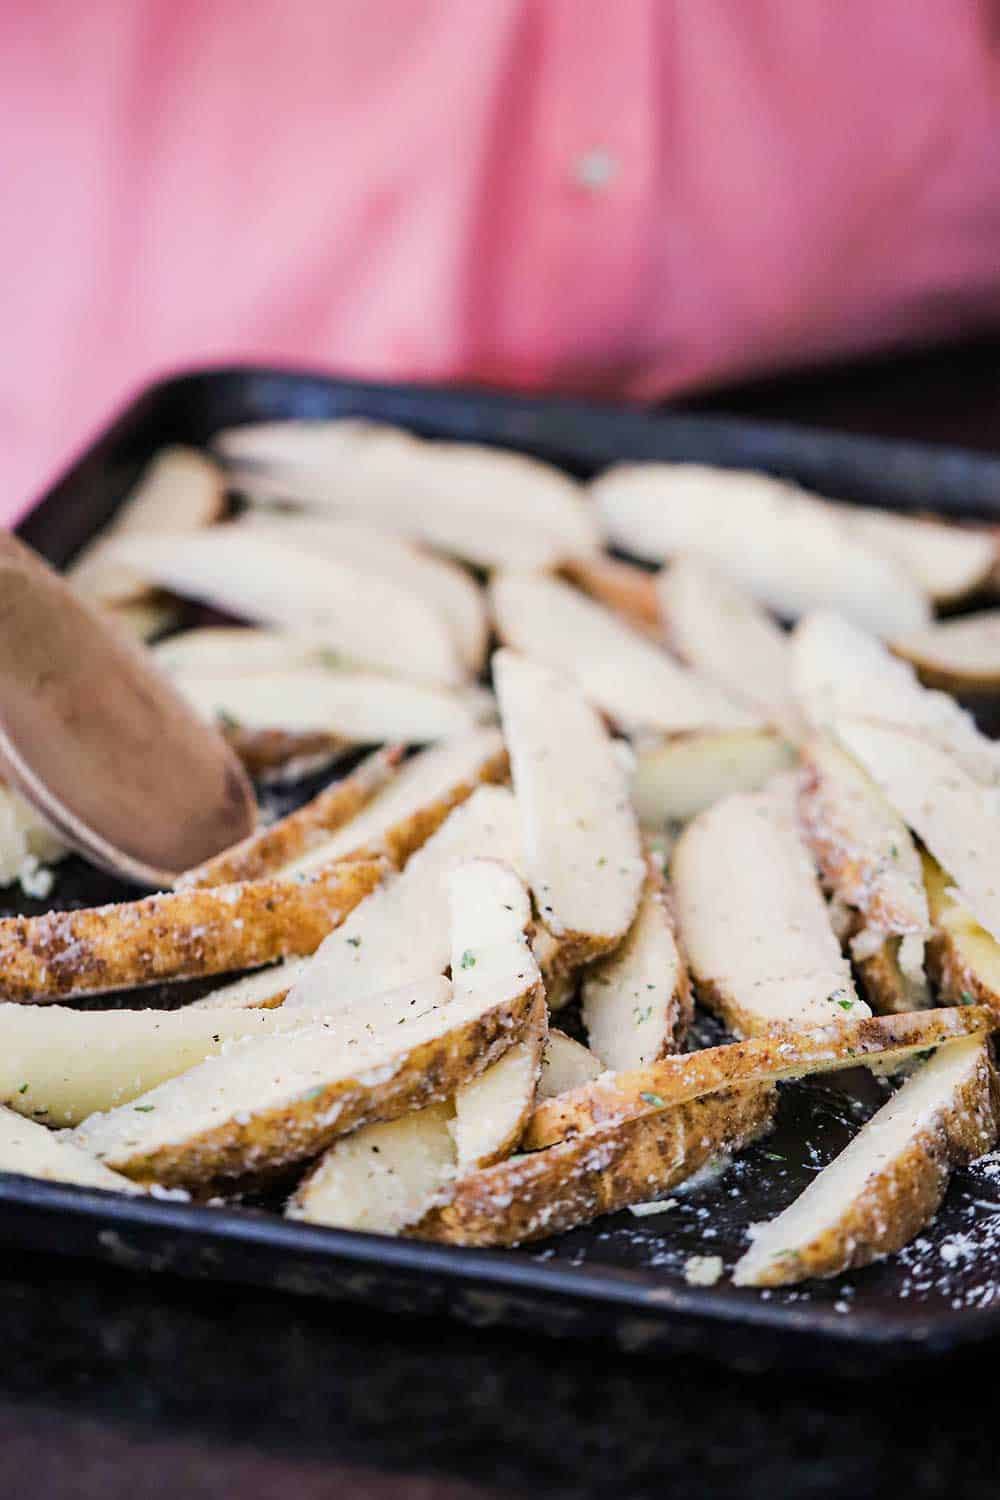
[6,334,1000,1500]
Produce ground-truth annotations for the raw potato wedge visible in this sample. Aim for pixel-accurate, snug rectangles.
[0,860,386,1003]
[538,1031,604,1100]
[154,626,327,675]
[173,667,495,745]
[73,970,538,1189]
[284,786,523,1014]
[524,1004,993,1150]
[733,1034,999,1286]
[278,727,509,882]
[657,556,805,739]
[0,1003,304,1125]
[630,729,796,831]
[891,611,1000,695]
[560,555,661,636]
[592,464,930,636]
[191,958,311,1011]
[0,783,67,886]
[289,1102,457,1234]
[490,572,758,735]
[215,419,600,558]
[109,529,465,686]
[494,649,645,963]
[0,1107,140,1195]
[672,785,868,1035]
[834,717,1000,945]
[844,508,995,606]
[793,611,1000,784]
[581,858,690,1070]
[923,852,1000,1015]
[67,446,226,608]
[178,747,402,888]
[416,1084,776,1247]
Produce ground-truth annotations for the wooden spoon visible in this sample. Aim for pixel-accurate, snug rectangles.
[0,533,256,886]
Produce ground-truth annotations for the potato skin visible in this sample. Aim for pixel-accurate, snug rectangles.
[415,1084,775,1247]
[0,859,386,1002]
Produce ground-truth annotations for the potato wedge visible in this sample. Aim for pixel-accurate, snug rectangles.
[631,729,796,831]
[109,529,465,686]
[178,747,401,888]
[490,572,757,735]
[173,667,495,745]
[67,446,225,609]
[284,786,522,1014]
[559,555,661,636]
[154,627,326,675]
[851,932,930,1016]
[104,597,180,643]
[277,727,509,882]
[73,959,540,1188]
[581,858,690,1070]
[0,783,67,886]
[288,1102,456,1234]
[538,1031,604,1099]
[733,1034,999,1286]
[191,958,311,1011]
[524,1004,992,1149]
[0,859,385,1003]
[222,725,350,783]
[845,508,995,606]
[657,556,805,739]
[416,1084,776,1247]
[592,464,930,636]
[891,611,1000,695]
[924,852,1000,1015]
[0,1003,303,1125]
[0,1107,140,1194]
[793,611,1000,784]
[494,649,645,963]
[834,717,1000,945]
[672,785,868,1035]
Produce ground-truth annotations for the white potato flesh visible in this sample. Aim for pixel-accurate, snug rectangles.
[280,727,505,879]
[845,509,995,605]
[154,627,325,675]
[0,1003,300,1125]
[657,556,804,739]
[891,611,1000,693]
[174,667,495,745]
[734,1035,992,1285]
[290,1103,456,1233]
[0,783,67,885]
[834,717,1000,945]
[494,649,645,956]
[191,959,311,1010]
[672,786,867,1035]
[537,1031,604,1099]
[793,611,1000,784]
[110,529,464,686]
[285,786,523,1013]
[490,571,757,736]
[592,464,930,636]
[631,729,796,829]
[0,1107,139,1194]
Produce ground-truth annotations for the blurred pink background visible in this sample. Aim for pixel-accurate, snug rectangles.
[3,0,1000,524]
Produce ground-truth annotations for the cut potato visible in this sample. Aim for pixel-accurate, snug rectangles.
[851,932,930,1016]
[924,852,1000,1015]
[891,611,1000,695]
[173,667,495,745]
[278,727,509,882]
[494,649,645,963]
[178,747,401,888]
[191,958,311,1011]
[236,516,489,674]
[592,464,930,636]
[215,419,600,558]
[289,1102,456,1234]
[154,626,325,675]
[537,1031,604,1099]
[834,717,1000,945]
[0,859,385,1003]
[0,783,67,886]
[559,555,661,636]
[416,1084,776,1247]
[671,786,868,1035]
[524,1004,991,1149]
[793,611,1000,784]
[0,1107,140,1195]
[109,529,465,686]
[845,508,995,606]
[490,572,758,735]
[733,1035,998,1286]
[581,858,690,1070]
[657,556,805,739]
[0,1003,303,1125]
[221,725,350,784]
[67,446,225,609]
[72,967,538,1188]
[284,786,522,1014]
[631,729,796,831]
[104,597,180,643]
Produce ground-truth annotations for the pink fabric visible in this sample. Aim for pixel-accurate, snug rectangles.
[3,1,1000,524]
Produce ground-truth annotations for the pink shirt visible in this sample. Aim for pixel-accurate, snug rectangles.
[3,1,1000,524]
